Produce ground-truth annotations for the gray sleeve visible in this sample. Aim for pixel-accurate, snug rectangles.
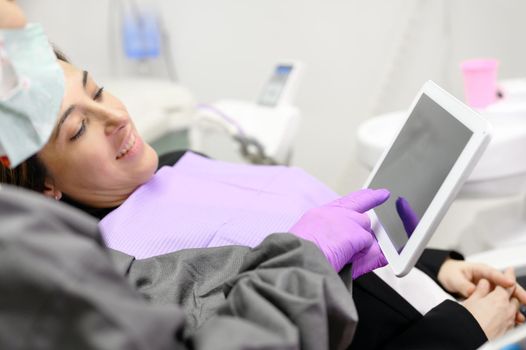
[0,186,186,350]
[126,233,358,350]
[0,185,357,350]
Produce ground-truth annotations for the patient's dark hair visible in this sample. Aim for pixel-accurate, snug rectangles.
[0,155,48,192]
[0,48,68,192]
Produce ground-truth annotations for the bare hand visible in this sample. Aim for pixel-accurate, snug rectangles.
[461,276,519,340]
[439,260,526,325]
[438,259,526,302]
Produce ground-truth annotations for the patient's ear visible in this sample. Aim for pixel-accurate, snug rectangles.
[43,178,62,201]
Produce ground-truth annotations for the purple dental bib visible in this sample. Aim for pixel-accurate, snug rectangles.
[99,153,338,259]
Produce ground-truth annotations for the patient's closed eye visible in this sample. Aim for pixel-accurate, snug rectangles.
[68,87,103,141]
[93,87,104,101]
[70,119,86,141]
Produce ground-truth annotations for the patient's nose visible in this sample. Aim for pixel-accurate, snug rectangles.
[101,107,128,135]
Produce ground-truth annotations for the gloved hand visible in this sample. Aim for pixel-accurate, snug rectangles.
[395,196,419,237]
[289,188,390,278]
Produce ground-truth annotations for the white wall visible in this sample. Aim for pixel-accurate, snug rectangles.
[20,0,526,194]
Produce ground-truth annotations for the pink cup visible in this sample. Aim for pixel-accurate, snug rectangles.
[460,59,499,108]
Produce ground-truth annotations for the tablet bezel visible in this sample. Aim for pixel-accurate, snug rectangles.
[364,80,492,277]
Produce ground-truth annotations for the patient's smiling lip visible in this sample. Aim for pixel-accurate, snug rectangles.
[116,129,143,160]
[116,133,136,159]
[116,128,134,159]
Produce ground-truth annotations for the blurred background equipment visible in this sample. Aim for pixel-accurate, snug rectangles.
[189,62,304,165]
[110,0,177,80]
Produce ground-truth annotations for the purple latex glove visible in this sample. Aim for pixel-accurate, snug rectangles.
[289,188,390,278]
[395,196,420,237]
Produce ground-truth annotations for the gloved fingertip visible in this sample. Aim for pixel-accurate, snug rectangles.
[376,188,390,196]
[373,188,390,202]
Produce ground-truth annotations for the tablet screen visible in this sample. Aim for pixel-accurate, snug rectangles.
[369,93,474,253]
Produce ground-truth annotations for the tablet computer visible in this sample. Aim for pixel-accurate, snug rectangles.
[364,80,492,276]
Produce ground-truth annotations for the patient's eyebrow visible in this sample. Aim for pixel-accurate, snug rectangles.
[54,70,89,140]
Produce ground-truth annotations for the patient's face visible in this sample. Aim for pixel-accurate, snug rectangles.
[38,61,158,208]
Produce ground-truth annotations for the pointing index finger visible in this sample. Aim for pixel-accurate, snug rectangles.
[337,188,390,213]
